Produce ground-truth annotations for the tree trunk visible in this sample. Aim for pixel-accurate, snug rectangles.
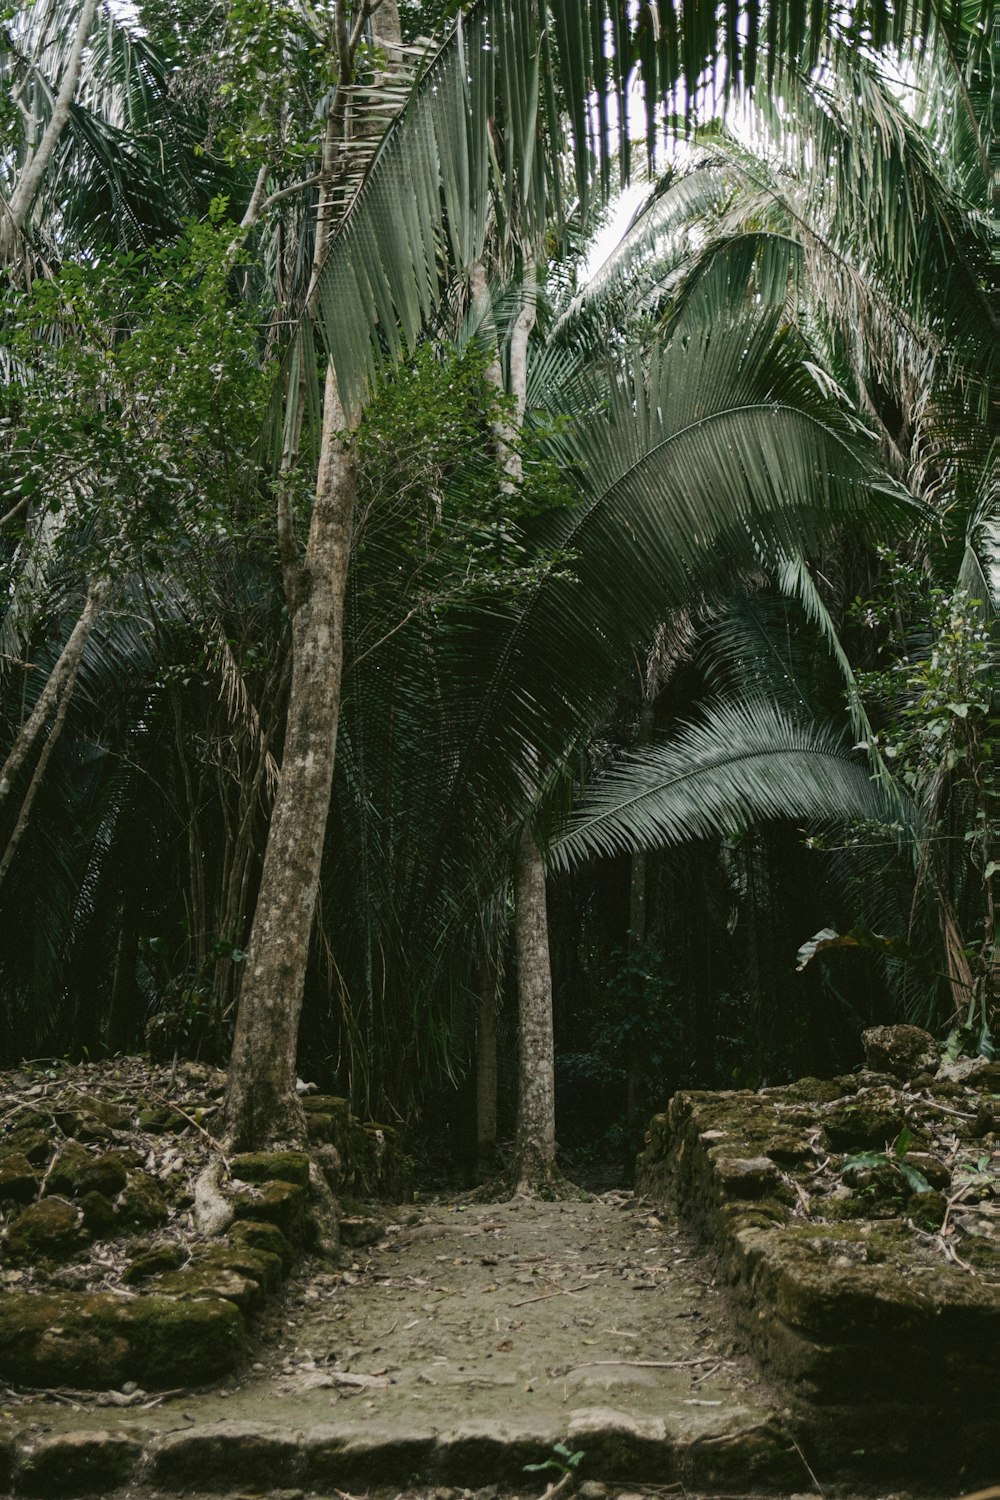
[471,253,557,1190]
[222,365,356,1150]
[0,0,100,261]
[475,946,499,1179]
[0,576,104,819]
[624,699,654,1134]
[513,822,557,1190]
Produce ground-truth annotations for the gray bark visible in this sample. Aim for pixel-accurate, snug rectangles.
[513,821,557,1190]
[0,577,104,813]
[0,0,100,259]
[222,365,356,1150]
[475,948,499,1179]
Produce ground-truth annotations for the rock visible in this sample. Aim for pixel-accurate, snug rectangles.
[231,1178,307,1238]
[194,1159,235,1235]
[4,1196,83,1263]
[79,1190,117,1235]
[125,1294,245,1385]
[936,1055,988,1084]
[228,1218,295,1273]
[192,1243,284,1294]
[149,1423,301,1490]
[710,1153,782,1199]
[150,1265,264,1313]
[115,1170,168,1228]
[863,1025,940,1080]
[0,1290,245,1388]
[0,1152,38,1204]
[909,1190,947,1231]
[340,1215,385,1247]
[2,1126,52,1165]
[231,1151,311,1189]
[79,1151,132,1196]
[13,1430,141,1497]
[123,1243,186,1283]
[44,1140,91,1195]
[822,1091,904,1151]
[903,1152,951,1190]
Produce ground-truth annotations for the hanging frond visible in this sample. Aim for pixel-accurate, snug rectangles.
[551,696,903,870]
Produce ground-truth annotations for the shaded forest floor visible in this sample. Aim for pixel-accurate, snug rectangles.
[1,1057,980,1498]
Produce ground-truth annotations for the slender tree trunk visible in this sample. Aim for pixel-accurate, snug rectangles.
[513,822,557,1190]
[475,946,499,1179]
[0,0,99,260]
[221,0,411,1150]
[471,253,558,1189]
[624,700,654,1134]
[0,577,104,814]
[222,366,357,1150]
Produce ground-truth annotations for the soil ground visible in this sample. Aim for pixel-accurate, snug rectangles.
[4,1190,942,1500]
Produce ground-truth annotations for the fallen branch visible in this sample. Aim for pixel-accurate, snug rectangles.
[510,1283,592,1308]
[571,1357,717,1369]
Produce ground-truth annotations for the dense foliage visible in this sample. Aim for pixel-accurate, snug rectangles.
[0,0,995,1170]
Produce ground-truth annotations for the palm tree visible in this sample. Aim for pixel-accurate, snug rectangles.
[2,0,988,1153]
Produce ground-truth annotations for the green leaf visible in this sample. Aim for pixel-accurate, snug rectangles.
[841,1151,886,1172]
[898,1162,932,1194]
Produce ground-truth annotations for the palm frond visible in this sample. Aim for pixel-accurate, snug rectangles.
[551,696,900,871]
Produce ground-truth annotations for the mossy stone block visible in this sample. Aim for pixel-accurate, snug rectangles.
[4,1197,83,1263]
[150,1265,264,1313]
[0,1292,130,1387]
[14,1430,141,1497]
[115,1170,168,1228]
[3,1126,52,1166]
[74,1152,130,1198]
[228,1218,295,1273]
[230,1150,311,1188]
[231,1179,307,1238]
[150,1423,300,1489]
[52,1110,114,1144]
[0,1152,38,1204]
[193,1244,283,1294]
[822,1092,904,1151]
[45,1141,91,1196]
[125,1293,245,1385]
[79,1190,116,1235]
[123,1242,186,1283]
[710,1153,782,1200]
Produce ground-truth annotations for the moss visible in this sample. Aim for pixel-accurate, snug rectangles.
[0,1292,132,1387]
[79,1190,116,1235]
[230,1179,307,1238]
[124,1293,245,1386]
[822,1092,904,1151]
[767,1077,846,1104]
[191,1244,283,1294]
[150,1265,264,1313]
[2,1126,52,1165]
[77,1152,130,1198]
[44,1141,91,1195]
[230,1150,311,1188]
[228,1218,295,1273]
[0,1152,38,1204]
[909,1190,947,1231]
[115,1170,168,1229]
[4,1197,83,1264]
[123,1243,186,1283]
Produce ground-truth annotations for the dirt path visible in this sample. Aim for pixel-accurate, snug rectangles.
[5,1191,815,1498]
